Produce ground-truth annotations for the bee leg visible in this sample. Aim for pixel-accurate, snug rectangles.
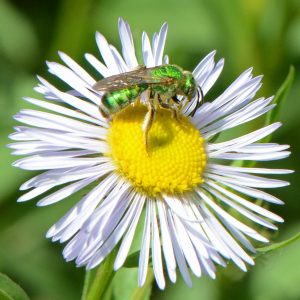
[142,102,155,155]
[158,94,181,123]
[158,94,171,110]
[172,95,180,104]
[171,95,184,123]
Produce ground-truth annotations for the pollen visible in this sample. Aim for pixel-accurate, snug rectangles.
[107,105,206,197]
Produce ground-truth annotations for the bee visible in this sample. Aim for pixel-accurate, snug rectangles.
[93,64,203,152]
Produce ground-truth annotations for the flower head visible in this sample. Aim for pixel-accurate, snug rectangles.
[10,18,291,289]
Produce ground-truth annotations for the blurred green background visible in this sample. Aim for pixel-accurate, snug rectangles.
[0,0,300,299]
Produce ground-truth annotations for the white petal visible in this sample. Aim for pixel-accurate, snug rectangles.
[86,195,145,269]
[114,194,146,270]
[58,51,96,86]
[204,185,278,229]
[208,163,293,175]
[95,32,120,75]
[197,190,268,242]
[167,210,193,287]
[173,214,201,277]
[138,200,151,286]
[24,97,105,126]
[216,181,284,204]
[37,176,99,206]
[157,200,176,271]
[46,62,100,104]
[118,18,138,69]
[46,173,118,239]
[154,22,168,66]
[37,77,102,120]
[205,180,283,222]
[142,32,155,67]
[208,123,282,153]
[151,200,165,289]
[85,53,111,77]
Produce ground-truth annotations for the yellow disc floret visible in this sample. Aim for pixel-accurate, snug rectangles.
[107,105,206,197]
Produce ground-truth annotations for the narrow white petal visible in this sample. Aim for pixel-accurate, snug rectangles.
[192,51,216,82]
[24,97,105,126]
[206,172,289,188]
[142,32,155,67]
[118,18,138,68]
[138,200,151,286]
[47,62,100,104]
[204,186,278,229]
[197,76,263,128]
[220,218,256,253]
[95,32,120,75]
[151,200,166,289]
[15,109,107,139]
[154,22,168,66]
[157,200,176,271]
[167,210,192,287]
[208,163,293,175]
[85,53,111,77]
[76,184,133,263]
[86,195,145,269]
[114,194,146,270]
[201,97,274,136]
[46,173,118,239]
[58,51,96,86]
[208,123,282,153]
[205,180,283,222]
[13,155,107,171]
[37,77,102,120]
[37,176,99,206]
[173,214,201,277]
[200,58,224,95]
[199,203,254,268]
[221,181,285,204]
[197,190,268,242]
[109,45,129,73]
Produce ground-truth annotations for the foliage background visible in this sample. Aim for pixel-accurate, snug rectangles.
[0,0,299,299]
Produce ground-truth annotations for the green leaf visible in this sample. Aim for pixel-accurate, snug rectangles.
[129,269,153,300]
[124,251,141,268]
[0,0,38,67]
[0,273,30,300]
[256,231,300,255]
[249,225,300,300]
[263,65,295,141]
[112,268,153,300]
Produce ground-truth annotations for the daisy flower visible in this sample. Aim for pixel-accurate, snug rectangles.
[10,18,291,289]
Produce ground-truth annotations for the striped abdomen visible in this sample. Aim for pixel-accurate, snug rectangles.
[100,84,148,117]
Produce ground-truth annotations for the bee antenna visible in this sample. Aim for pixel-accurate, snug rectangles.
[190,86,203,117]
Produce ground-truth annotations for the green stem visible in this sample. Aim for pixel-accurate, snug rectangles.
[81,269,93,300]
[84,250,117,300]
[130,269,154,300]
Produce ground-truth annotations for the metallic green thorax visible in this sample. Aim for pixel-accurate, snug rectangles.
[99,65,196,117]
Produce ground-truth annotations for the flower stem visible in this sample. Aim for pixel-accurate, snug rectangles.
[83,250,117,300]
[81,269,93,300]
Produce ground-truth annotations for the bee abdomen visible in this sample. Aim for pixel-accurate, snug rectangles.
[101,84,148,115]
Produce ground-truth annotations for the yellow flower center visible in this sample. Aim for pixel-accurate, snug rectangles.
[107,105,206,197]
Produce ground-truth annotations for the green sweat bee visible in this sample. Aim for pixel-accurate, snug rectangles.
[93,64,203,151]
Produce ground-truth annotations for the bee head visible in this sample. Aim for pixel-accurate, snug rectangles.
[182,71,197,100]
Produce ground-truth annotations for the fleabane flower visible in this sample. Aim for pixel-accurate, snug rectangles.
[9,18,291,289]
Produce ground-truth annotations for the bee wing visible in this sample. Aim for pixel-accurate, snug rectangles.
[92,66,176,92]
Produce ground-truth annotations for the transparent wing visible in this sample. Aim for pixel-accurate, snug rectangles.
[92,65,175,92]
